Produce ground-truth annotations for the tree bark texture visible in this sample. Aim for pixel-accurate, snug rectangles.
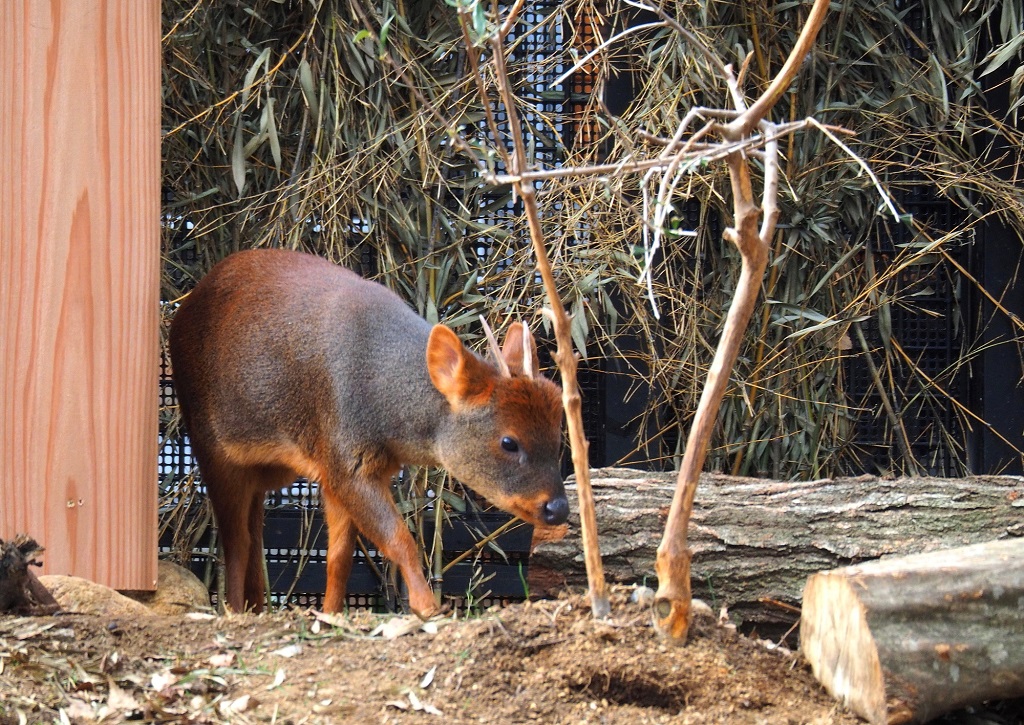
[800,537,1024,724]
[528,468,1024,625]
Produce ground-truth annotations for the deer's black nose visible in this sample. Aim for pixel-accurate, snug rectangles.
[543,496,569,525]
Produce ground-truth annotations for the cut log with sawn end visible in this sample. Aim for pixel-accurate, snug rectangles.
[800,537,1024,724]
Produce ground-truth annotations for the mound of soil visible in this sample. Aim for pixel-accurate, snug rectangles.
[1,589,859,724]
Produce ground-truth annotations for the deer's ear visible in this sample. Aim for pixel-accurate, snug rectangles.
[427,325,494,408]
[501,322,539,378]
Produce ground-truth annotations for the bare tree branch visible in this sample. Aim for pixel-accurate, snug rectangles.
[453,0,834,637]
[652,0,832,642]
[724,0,831,137]
[461,6,612,619]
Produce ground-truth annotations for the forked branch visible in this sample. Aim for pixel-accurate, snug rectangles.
[452,0,830,636]
[652,0,830,640]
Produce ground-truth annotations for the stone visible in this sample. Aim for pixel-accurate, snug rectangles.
[38,574,154,618]
[122,560,211,615]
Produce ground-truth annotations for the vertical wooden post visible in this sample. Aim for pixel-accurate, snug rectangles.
[0,1,160,590]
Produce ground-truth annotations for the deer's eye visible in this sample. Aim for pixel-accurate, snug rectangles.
[500,436,520,453]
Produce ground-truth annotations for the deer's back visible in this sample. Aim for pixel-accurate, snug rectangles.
[169,249,440,471]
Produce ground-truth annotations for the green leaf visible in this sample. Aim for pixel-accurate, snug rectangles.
[570,300,588,359]
[472,4,487,39]
[241,47,272,107]
[785,315,870,342]
[379,14,393,52]
[231,115,245,197]
[297,59,318,111]
[266,98,281,171]
[981,33,1024,77]
[878,298,893,353]
[440,490,468,513]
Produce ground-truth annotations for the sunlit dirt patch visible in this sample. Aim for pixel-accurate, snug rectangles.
[0,592,862,724]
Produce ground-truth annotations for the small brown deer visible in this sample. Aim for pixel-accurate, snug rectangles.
[168,249,568,616]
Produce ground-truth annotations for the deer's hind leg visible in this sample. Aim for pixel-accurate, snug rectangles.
[202,452,295,613]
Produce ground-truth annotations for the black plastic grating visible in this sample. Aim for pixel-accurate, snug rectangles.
[467,0,569,271]
[577,359,607,470]
[158,503,534,610]
[501,1,567,153]
[893,0,930,62]
[158,350,195,501]
[842,183,966,475]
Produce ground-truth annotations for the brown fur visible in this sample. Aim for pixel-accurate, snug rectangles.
[168,249,568,617]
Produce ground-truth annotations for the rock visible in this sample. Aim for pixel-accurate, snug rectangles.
[629,585,655,607]
[122,560,211,615]
[38,575,154,618]
[39,562,210,618]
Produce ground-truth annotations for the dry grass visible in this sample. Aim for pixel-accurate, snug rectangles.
[159,0,1024,587]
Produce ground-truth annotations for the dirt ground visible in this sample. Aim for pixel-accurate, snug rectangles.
[1,588,1020,724]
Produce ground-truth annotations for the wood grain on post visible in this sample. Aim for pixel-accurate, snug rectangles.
[0,1,160,590]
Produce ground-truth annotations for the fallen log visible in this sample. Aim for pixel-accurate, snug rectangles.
[528,468,1024,626]
[800,537,1024,724]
